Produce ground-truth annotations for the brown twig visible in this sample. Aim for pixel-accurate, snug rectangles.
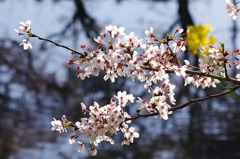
[169,85,240,111]
[125,85,240,121]
[31,33,85,57]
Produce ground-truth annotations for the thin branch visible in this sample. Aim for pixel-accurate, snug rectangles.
[169,85,240,111]
[125,85,240,121]
[31,34,85,57]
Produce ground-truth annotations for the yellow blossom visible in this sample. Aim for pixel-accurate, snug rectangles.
[186,24,217,55]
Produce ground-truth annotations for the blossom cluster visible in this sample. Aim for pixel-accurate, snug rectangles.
[14,20,32,50]
[225,0,240,21]
[198,44,240,82]
[67,26,193,121]
[69,25,223,92]
[51,91,139,156]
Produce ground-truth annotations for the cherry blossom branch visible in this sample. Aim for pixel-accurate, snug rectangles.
[26,34,240,86]
[16,19,240,156]
[21,32,240,86]
[125,85,240,121]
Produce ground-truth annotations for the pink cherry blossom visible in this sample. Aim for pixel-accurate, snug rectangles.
[19,39,32,50]
[14,29,23,36]
[78,142,85,152]
[51,118,66,133]
[88,146,97,156]
[19,20,31,32]
[103,69,118,82]
[225,0,239,21]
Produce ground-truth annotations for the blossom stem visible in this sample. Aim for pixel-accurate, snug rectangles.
[125,85,240,121]
[169,85,240,111]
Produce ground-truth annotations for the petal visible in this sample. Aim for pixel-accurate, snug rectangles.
[28,43,32,49]
[161,111,168,120]
[19,26,24,30]
[19,22,25,26]
[26,20,31,26]
[23,44,28,50]
[179,28,184,33]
